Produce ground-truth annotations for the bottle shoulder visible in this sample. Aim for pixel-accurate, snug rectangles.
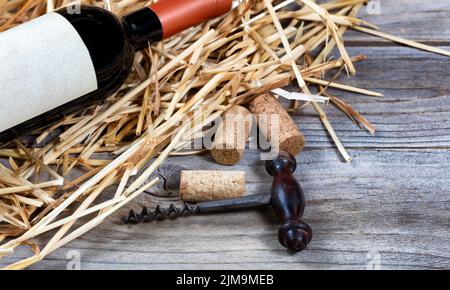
[57,7,131,67]
[56,6,134,92]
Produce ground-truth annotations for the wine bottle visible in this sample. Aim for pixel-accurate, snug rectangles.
[0,0,233,146]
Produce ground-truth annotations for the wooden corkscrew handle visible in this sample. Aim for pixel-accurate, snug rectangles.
[265,151,312,252]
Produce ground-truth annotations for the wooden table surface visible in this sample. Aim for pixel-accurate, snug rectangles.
[2,0,450,270]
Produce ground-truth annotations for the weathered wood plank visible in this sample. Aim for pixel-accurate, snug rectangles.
[1,48,450,270]
[1,149,448,270]
[297,46,450,149]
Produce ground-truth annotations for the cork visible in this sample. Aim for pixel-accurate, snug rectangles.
[249,94,305,156]
[211,105,253,166]
[180,170,245,202]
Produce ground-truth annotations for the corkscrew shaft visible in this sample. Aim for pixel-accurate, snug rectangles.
[122,193,272,224]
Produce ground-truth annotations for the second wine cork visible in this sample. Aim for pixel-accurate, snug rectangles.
[249,94,305,156]
[211,105,253,165]
[180,170,245,202]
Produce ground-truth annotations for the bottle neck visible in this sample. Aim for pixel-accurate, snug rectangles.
[123,7,163,51]
[123,0,233,51]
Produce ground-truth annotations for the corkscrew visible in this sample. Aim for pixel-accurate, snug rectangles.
[123,151,312,252]
[122,193,271,224]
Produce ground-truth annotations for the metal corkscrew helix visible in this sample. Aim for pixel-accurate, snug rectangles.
[123,203,200,224]
[123,151,312,252]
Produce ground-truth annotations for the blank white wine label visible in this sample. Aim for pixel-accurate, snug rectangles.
[0,12,97,133]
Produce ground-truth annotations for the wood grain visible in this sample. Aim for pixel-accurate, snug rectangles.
[298,46,450,150]
[1,1,449,270]
[345,0,450,45]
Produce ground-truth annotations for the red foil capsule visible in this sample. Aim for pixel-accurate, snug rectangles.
[148,0,233,39]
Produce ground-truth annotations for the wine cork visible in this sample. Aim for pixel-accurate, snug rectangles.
[180,170,245,202]
[249,94,305,156]
[211,105,253,166]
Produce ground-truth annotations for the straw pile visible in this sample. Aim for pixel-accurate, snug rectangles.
[0,0,449,269]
